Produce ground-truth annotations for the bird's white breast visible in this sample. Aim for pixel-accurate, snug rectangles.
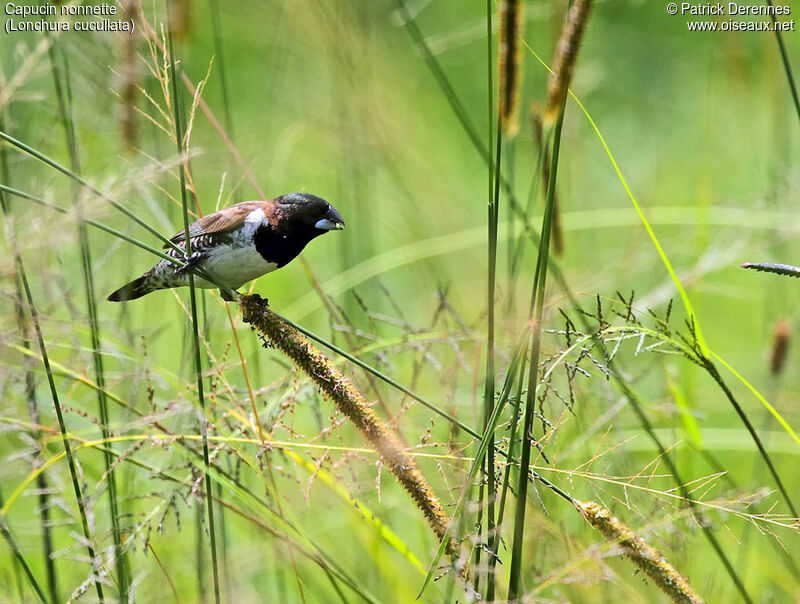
[197,207,277,289]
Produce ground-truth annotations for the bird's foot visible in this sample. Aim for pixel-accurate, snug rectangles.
[249,293,270,310]
[219,288,242,302]
[176,251,203,276]
[240,293,270,326]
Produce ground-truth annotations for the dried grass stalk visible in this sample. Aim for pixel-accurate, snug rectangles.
[240,295,458,560]
[545,0,593,124]
[770,318,790,376]
[577,500,705,604]
[531,101,563,255]
[498,0,524,136]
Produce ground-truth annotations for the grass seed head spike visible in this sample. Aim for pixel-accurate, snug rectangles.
[167,0,192,41]
[577,500,705,604]
[239,294,461,567]
[741,262,800,278]
[117,0,139,152]
[770,319,791,376]
[107,193,345,301]
[498,0,524,136]
[545,0,593,125]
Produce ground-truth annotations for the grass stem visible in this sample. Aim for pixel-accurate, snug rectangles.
[166,8,222,602]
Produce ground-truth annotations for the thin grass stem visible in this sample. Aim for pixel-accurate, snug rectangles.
[507,109,564,600]
[166,9,222,602]
[1,216,105,603]
[0,515,48,604]
[766,0,800,124]
[45,32,129,601]
[0,130,185,255]
[475,0,498,593]
[0,115,59,604]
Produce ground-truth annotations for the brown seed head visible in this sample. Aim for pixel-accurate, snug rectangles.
[770,318,791,376]
[545,0,593,124]
[576,500,705,604]
[498,0,525,136]
[240,295,461,566]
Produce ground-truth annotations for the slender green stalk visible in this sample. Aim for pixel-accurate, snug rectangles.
[0,184,182,265]
[1,216,105,603]
[166,9,221,602]
[507,109,564,600]
[0,116,59,604]
[475,0,497,593]
[0,515,48,604]
[0,130,185,256]
[702,359,797,518]
[206,5,236,592]
[45,32,129,601]
[483,62,505,604]
[491,351,525,542]
[766,0,800,125]
[607,379,752,603]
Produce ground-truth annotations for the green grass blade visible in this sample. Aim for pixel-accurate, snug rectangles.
[166,9,222,603]
[45,32,129,600]
[0,515,48,604]
[766,0,800,124]
[0,114,60,604]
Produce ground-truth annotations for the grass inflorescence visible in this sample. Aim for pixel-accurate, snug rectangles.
[240,294,459,562]
[1,2,798,602]
[577,500,705,604]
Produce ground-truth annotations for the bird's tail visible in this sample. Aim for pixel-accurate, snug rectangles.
[107,275,158,302]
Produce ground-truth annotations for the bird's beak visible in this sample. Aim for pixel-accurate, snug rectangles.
[315,206,346,231]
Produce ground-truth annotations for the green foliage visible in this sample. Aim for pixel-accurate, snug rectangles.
[0,2,799,602]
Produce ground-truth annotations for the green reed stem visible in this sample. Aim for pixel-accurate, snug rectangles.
[702,359,797,518]
[166,9,221,603]
[476,1,499,594]
[507,107,564,599]
[766,0,800,124]
[45,32,129,601]
[418,329,530,596]
[0,184,177,264]
[483,81,505,604]
[207,3,235,593]
[1,213,105,603]
[608,378,752,602]
[0,119,59,604]
[0,514,47,604]
[0,130,185,256]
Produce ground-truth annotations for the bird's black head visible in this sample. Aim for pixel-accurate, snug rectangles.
[274,192,345,234]
[255,193,345,267]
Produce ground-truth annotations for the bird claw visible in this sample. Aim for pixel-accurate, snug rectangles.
[249,292,270,310]
[176,251,202,275]
[220,288,242,302]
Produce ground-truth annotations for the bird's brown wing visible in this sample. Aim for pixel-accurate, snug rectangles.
[166,201,264,246]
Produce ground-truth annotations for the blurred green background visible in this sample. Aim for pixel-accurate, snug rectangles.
[1,1,799,602]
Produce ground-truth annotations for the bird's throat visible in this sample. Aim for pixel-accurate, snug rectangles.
[253,224,321,268]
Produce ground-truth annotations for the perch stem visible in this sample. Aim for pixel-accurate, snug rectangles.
[240,295,457,561]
